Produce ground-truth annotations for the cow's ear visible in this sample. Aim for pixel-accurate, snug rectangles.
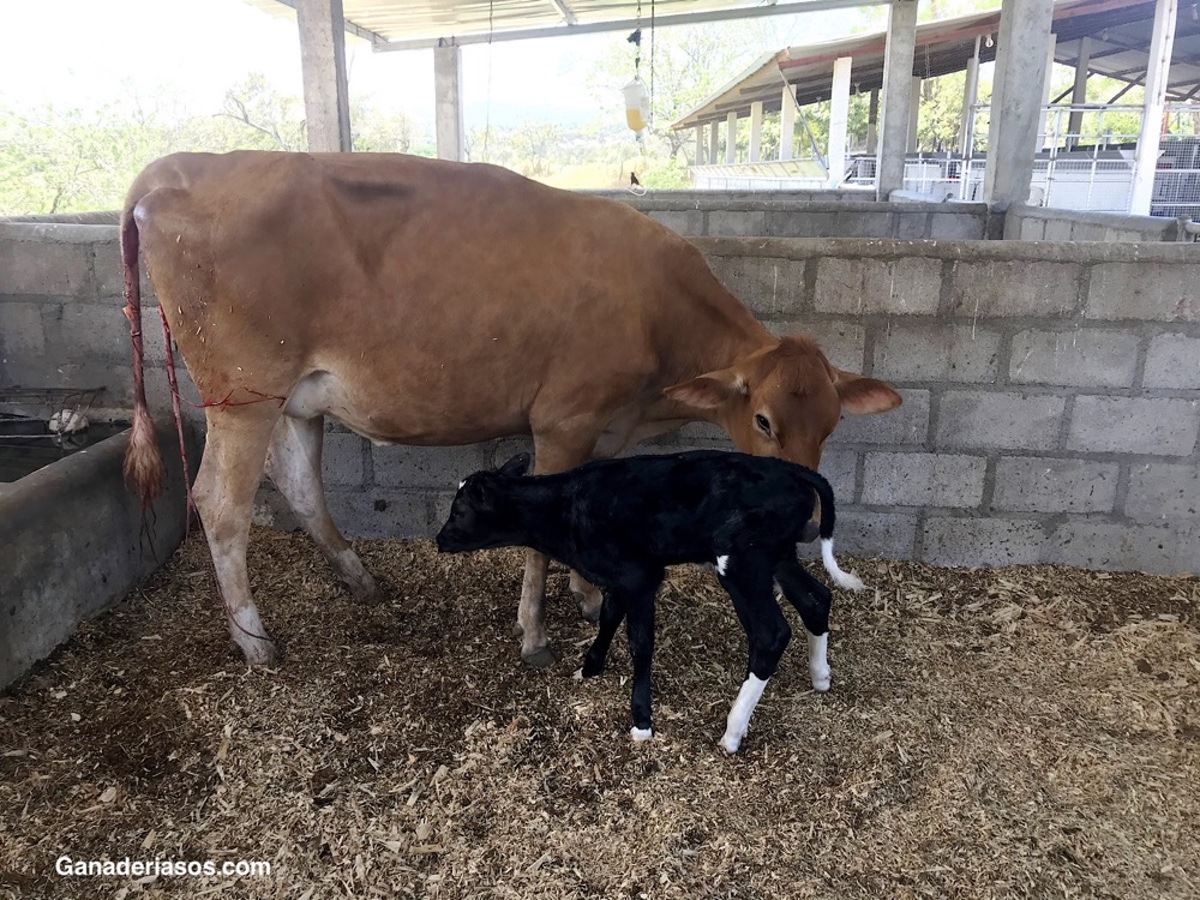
[664,369,747,410]
[498,452,531,477]
[835,369,903,415]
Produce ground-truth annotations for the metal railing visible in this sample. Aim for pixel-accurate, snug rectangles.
[961,102,1200,216]
[693,102,1200,216]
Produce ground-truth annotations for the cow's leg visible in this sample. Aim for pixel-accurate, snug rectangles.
[569,570,605,624]
[264,415,379,601]
[775,556,833,692]
[192,410,281,666]
[716,555,791,754]
[516,429,601,667]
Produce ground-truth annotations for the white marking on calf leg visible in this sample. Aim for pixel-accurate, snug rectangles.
[719,674,769,754]
[716,555,729,575]
[808,631,831,692]
[630,726,654,743]
[821,538,865,591]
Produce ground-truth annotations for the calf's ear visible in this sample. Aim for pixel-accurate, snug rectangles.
[498,452,531,477]
[835,369,903,415]
[664,368,747,410]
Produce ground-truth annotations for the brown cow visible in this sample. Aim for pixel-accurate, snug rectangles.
[121,151,901,668]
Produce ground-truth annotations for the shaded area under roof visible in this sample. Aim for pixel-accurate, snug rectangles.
[671,0,1200,130]
[248,0,889,51]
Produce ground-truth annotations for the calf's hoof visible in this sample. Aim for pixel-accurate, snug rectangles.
[522,644,558,669]
[579,656,604,679]
[718,733,743,754]
[630,726,653,743]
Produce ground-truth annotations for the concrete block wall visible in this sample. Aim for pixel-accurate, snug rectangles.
[4,225,1198,574]
[590,193,990,240]
[693,237,1199,574]
[1003,203,1188,242]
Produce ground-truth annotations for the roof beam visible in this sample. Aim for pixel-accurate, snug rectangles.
[373,0,887,52]
[274,0,388,46]
[549,0,578,26]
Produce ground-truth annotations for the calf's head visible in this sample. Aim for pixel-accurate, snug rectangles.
[435,453,532,553]
[664,335,901,470]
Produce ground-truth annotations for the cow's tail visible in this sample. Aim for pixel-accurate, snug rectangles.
[796,466,865,592]
[121,208,166,512]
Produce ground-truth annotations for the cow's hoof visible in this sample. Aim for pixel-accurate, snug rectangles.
[345,575,383,604]
[522,645,558,669]
[239,639,278,668]
[573,590,602,624]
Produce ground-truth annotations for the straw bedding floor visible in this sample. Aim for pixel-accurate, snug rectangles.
[1,528,1197,899]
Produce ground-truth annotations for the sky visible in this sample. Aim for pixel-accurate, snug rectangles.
[0,0,894,137]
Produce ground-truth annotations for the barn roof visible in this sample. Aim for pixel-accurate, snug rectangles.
[246,0,888,52]
[670,0,1200,130]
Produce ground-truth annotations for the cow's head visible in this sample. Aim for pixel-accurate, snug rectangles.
[664,335,901,470]
[436,453,532,554]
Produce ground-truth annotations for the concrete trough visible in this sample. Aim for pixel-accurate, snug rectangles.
[0,421,196,689]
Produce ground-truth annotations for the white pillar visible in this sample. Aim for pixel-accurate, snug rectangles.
[709,120,719,165]
[780,85,796,161]
[726,110,738,164]
[1039,39,1058,150]
[867,89,879,154]
[695,127,706,165]
[296,0,352,152]
[1131,0,1178,215]
[434,43,465,161]
[828,56,853,186]
[908,77,922,152]
[959,35,981,157]
[876,0,919,200]
[749,101,764,163]
[983,0,1055,208]
[1067,36,1091,143]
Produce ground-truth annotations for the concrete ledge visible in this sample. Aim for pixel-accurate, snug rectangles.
[0,421,197,689]
[693,235,1200,263]
[1004,203,1185,243]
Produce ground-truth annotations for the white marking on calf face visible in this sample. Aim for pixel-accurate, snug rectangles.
[808,632,831,692]
[719,674,769,754]
[458,479,466,490]
[716,555,729,575]
[630,726,653,743]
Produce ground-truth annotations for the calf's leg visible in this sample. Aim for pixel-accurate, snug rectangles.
[192,409,280,666]
[775,557,833,692]
[716,556,792,754]
[623,578,661,742]
[577,588,627,679]
[265,415,379,601]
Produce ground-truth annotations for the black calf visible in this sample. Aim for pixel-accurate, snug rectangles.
[435,450,864,753]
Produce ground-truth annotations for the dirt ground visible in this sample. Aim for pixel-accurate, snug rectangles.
[1,528,1197,899]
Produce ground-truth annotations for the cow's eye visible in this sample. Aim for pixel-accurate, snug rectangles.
[755,413,771,435]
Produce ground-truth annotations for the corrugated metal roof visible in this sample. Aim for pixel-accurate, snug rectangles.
[247,0,886,49]
[671,0,1200,129]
